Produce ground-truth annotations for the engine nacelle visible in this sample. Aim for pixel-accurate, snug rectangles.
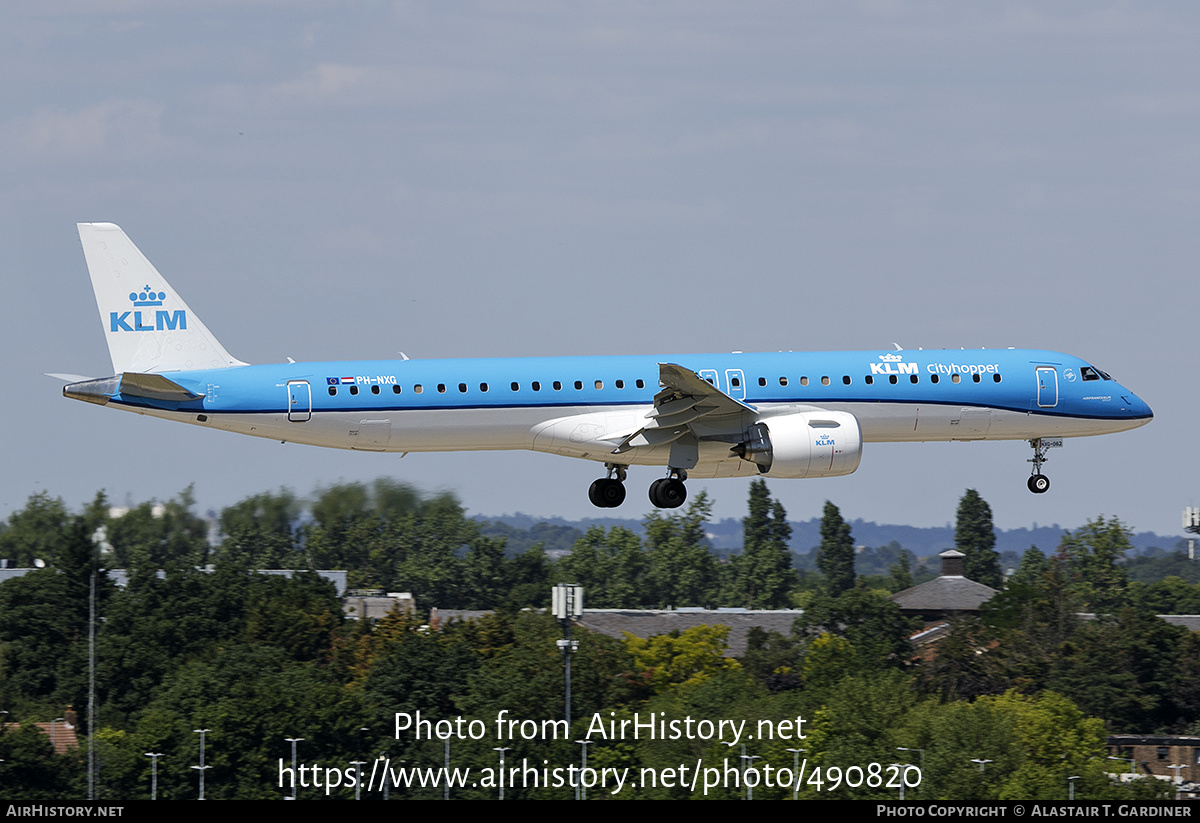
[733,411,863,478]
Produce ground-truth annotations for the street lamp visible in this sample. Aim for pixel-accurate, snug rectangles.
[785,748,806,800]
[493,747,510,800]
[285,737,304,800]
[575,739,591,800]
[193,729,211,800]
[144,752,164,800]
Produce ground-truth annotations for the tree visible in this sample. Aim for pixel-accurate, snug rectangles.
[644,492,721,607]
[817,501,855,596]
[1057,516,1131,611]
[955,489,1001,588]
[728,480,796,608]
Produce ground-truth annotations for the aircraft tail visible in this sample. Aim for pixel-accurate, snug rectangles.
[77,223,247,373]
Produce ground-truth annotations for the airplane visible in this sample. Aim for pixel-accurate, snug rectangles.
[58,223,1153,509]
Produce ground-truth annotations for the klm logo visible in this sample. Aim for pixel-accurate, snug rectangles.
[110,285,186,332]
[110,310,187,332]
[870,353,918,376]
[815,434,835,447]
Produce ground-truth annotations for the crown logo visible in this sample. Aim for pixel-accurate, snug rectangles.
[878,353,903,362]
[129,285,165,307]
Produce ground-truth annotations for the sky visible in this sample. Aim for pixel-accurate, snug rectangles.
[2,2,1197,539]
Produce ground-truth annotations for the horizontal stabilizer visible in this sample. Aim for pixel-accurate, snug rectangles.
[63,372,204,407]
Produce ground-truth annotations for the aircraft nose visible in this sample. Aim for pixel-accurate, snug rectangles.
[1121,389,1152,422]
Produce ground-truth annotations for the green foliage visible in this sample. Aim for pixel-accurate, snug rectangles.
[104,487,209,571]
[1057,516,1132,611]
[1009,545,1048,588]
[643,492,721,607]
[795,588,917,676]
[956,489,1001,588]
[624,625,741,693]
[817,501,856,596]
[214,488,301,568]
[558,526,645,608]
[727,480,797,608]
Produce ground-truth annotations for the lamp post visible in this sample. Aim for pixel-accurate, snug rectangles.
[785,748,805,800]
[349,760,365,799]
[144,752,163,800]
[285,737,304,800]
[575,739,591,800]
[1067,775,1080,801]
[493,747,510,800]
[192,728,211,800]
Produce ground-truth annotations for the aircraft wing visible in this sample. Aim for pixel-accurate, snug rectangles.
[611,362,754,456]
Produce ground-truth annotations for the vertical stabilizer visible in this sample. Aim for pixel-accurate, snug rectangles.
[77,223,248,373]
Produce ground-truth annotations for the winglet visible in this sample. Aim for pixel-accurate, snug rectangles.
[77,223,248,373]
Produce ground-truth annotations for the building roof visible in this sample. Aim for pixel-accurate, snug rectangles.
[891,575,998,614]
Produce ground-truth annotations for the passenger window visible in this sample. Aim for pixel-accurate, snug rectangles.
[328,386,337,396]
[951,374,961,384]
[616,380,625,389]
[889,375,897,385]
[594,380,603,390]
[511,382,519,391]
[532,381,541,391]
[372,385,380,395]
[910,375,918,384]
[480,383,489,392]
[553,381,562,391]
[414,384,423,393]
[350,386,359,395]
[930,374,939,384]
[437,384,446,393]
[636,379,645,389]
[779,377,788,387]
[458,383,468,393]
[758,377,767,387]
[800,376,809,386]
[993,374,1002,383]
[392,385,401,394]
[821,376,830,386]
[865,375,873,385]
[574,380,583,390]
[843,375,852,385]
[972,374,981,383]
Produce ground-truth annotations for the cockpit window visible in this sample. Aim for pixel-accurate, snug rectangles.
[1080,366,1100,381]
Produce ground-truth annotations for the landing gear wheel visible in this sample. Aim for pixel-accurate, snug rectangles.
[589,478,627,508]
[600,479,626,507]
[649,478,687,508]
[588,479,606,507]
[1027,475,1050,494]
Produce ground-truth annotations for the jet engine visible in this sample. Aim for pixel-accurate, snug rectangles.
[732,411,862,478]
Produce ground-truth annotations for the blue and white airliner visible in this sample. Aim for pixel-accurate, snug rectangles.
[59,223,1153,509]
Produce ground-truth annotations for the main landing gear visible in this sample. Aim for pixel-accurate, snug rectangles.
[587,465,688,509]
[649,471,687,509]
[588,464,628,509]
[1027,438,1051,494]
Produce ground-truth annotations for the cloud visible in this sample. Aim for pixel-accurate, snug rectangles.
[5,98,165,161]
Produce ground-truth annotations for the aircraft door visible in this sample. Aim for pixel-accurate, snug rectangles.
[287,380,312,422]
[1036,367,1058,408]
[724,369,746,401]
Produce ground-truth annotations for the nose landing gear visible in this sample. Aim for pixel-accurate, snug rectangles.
[1026,437,1055,494]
